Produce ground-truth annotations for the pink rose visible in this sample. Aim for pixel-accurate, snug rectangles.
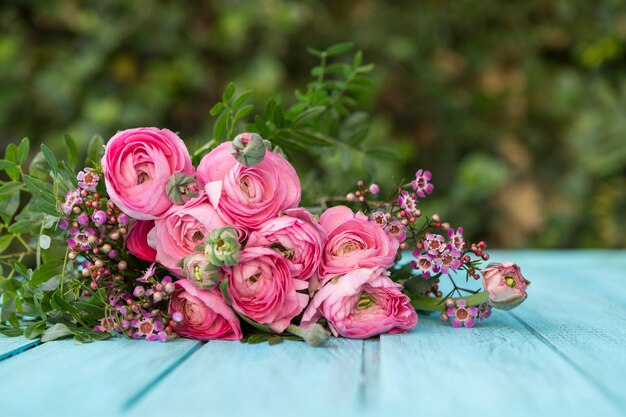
[169,279,242,341]
[126,220,157,262]
[223,246,309,333]
[196,138,301,230]
[247,208,325,281]
[301,267,417,338]
[102,127,194,220]
[148,195,227,276]
[318,205,399,284]
[482,262,530,310]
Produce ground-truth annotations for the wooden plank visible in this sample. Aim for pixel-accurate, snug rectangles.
[378,312,623,417]
[487,251,626,408]
[126,338,365,417]
[0,337,200,417]
[0,336,39,361]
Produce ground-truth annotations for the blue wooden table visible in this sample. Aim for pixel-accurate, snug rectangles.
[1,251,625,417]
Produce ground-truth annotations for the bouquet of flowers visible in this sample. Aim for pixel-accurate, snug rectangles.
[0,44,530,345]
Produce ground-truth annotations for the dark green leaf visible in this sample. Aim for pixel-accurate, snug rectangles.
[213,111,229,142]
[8,219,37,234]
[365,146,401,161]
[24,321,46,339]
[0,193,20,224]
[254,116,271,137]
[234,104,254,123]
[22,175,56,205]
[0,234,13,253]
[41,323,75,342]
[0,181,24,196]
[209,101,224,116]
[4,144,20,180]
[232,90,253,109]
[0,159,19,171]
[0,295,16,321]
[40,144,58,176]
[326,42,354,56]
[85,134,105,166]
[17,138,30,165]
[307,47,323,58]
[28,152,49,181]
[30,260,64,287]
[291,106,326,127]
[222,82,236,103]
[291,130,334,147]
[64,135,78,170]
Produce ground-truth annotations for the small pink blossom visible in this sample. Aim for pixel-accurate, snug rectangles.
[411,169,434,198]
[77,168,99,191]
[447,300,478,328]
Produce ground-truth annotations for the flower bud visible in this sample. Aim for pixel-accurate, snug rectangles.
[287,323,331,347]
[204,226,240,266]
[166,173,199,205]
[182,253,222,289]
[229,133,269,167]
[481,262,531,310]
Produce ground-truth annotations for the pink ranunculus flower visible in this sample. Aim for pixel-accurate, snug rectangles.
[102,127,194,220]
[169,279,242,341]
[126,220,157,262]
[147,195,227,276]
[482,262,531,310]
[318,205,399,285]
[247,208,325,281]
[223,246,309,333]
[301,267,417,338]
[196,138,301,230]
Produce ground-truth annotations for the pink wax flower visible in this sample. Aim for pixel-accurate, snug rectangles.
[223,246,309,333]
[318,205,398,285]
[101,127,194,220]
[411,169,434,198]
[77,167,99,191]
[482,262,530,310]
[247,208,325,281]
[62,189,82,216]
[196,138,301,230]
[447,299,478,328]
[301,267,417,338]
[126,220,157,262]
[147,195,227,276]
[169,279,242,341]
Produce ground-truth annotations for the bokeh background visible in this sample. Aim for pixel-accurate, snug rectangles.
[1,1,625,248]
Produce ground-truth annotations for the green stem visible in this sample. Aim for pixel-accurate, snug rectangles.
[410,292,489,312]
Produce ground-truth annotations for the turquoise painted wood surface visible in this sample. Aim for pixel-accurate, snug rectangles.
[0,251,624,417]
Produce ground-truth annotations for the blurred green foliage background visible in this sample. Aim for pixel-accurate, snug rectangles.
[0,0,625,248]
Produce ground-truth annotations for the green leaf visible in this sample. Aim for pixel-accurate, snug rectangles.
[234,104,254,123]
[222,82,236,103]
[8,219,37,234]
[24,321,46,339]
[28,152,49,181]
[307,47,323,58]
[64,134,78,170]
[365,146,400,161]
[0,295,16,321]
[0,234,14,253]
[209,101,224,116]
[219,279,232,304]
[0,193,20,224]
[213,111,229,141]
[0,326,23,337]
[85,134,105,166]
[41,143,59,175]
[17,137,30,165]
[41,323,75,342]
[326,42,354,56]
[50,291,80,316]
[22,175,55,205]
[0,181,24,196]
[291,130,334,147]
[3,144,20,180]
[291,106,326,127]
[30,260,64,287]
[0,159,19,171]
[254,115,271,137]
[232,90,253,109]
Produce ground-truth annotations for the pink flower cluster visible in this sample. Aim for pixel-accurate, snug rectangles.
[102,129,417,341]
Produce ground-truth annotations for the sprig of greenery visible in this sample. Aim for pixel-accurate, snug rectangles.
[204,42,399,169]
[0,135,108,341]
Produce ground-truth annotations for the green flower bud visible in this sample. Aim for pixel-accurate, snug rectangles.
[181,253,221,289]
[229,133,270,167]
[287,323,331,347]
[166,173,199,205]
[204,226,240,266]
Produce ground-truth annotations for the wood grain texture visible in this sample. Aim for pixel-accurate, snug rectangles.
[378,313,623,417]
[0,337,200,417]
[126,338,365,417]
[489,250,626,409]
[0,336,38,361]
